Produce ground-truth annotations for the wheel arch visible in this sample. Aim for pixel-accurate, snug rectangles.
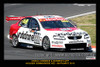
[10,31,18,38]
[42,35,51,46]
[42,36,49,43]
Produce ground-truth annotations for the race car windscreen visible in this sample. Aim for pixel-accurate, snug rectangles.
[41,20,75,29]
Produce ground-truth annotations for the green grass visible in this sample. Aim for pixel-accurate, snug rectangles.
[70,14,96,46]
[70,14,96,24]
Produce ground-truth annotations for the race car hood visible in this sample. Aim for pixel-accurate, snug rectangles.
[44,27,87,36]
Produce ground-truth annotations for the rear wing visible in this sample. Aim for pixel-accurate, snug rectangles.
[6,16,25,23]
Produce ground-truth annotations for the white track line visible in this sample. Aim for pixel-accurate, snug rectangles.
[65,11,96,19]
[5,4,23,7]
[10,4,22,5]
[73,4,96,6]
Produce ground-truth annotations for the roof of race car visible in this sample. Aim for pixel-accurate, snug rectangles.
[32,15,66,22]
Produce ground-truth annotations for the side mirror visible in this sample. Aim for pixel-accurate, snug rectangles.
[30,27,38,32]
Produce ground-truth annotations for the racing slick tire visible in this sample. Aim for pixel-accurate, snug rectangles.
[12,35,20,47]
[42,36,50,51]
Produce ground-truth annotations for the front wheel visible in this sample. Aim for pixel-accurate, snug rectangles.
[42,36,50,51]
[12,35,20,47]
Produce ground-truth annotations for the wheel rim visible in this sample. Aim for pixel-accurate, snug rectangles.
[12,36,18,46]
[43,38,50,50]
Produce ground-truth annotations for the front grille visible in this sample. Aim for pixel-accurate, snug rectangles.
[65,43,86,50]
[68,36,82,40]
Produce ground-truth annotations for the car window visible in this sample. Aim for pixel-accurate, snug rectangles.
[18,18,30,27]
[27,18,40,31]
[41,20,75,29]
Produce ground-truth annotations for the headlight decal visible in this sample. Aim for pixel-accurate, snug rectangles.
[84,34,89,39]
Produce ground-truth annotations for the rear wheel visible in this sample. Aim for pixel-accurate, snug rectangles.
[12,35,20,47]
[42,36,50,51]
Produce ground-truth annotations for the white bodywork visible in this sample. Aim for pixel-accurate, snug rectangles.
[15,15,91,49]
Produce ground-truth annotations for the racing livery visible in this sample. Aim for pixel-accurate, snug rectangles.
[6,15,92,51]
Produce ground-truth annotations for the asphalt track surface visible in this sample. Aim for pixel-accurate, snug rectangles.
[4,4,96,60]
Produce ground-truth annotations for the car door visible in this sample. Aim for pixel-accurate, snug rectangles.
[17,17,41,45]
[16,17,34,44]
[27,18,41,45]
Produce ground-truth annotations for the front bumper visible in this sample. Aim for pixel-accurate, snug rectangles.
[51,40,92,51]
[65,43,92,51]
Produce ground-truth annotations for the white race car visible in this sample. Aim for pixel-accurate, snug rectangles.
[6,15,92,51]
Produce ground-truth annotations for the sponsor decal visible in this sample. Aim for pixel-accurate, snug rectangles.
[17,31,40,44]
[52,41,63,44]
[39,17,65,22]
[69,40,83,43]
[44,16,55,18]
[61,20,69,22]
[60,28,72,31]
[6,16,25,21]
[38,18,45,22]
[17,31,34,41]
[45,28,78,32]
[52,45,63,47]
